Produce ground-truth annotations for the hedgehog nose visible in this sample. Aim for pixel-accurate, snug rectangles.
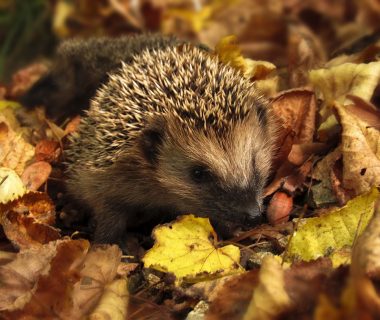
[241,205,262,227]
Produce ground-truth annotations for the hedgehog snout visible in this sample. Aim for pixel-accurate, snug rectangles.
[238,203,263,227]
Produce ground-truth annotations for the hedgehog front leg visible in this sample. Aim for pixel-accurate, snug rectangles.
[92,204,129,246]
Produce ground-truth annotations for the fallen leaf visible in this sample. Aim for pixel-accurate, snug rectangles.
[0,191,59,249]
[265,89,317,195]
[88,278,129,320]
[287,143,327,166]
[206,271,259,320]
[9,63,49,98]
[287,188,379,262]
[35,140,61,163]
[207,257,340,320]
[0,241,60,311]
[287,22,326,87]
[1,239,90,318]
[0,167,27,204]
[352,199,380,277]
[349,199,380,318]
[45,118,67,141]
[311,147,342,207]
[267,191,293,225]
[310,61,380,115]
[243,256,291,320]
[215,35,276,80]
[0,111,35,175]
[53,0,76,38]
[143,215,243,284]
[309,61,380,139]
[182,274,241,303]
[64,115,81,135]
[21,161,52,191]
[270,89,317,166]
[346,95,380,130]
[335,102,380,196]
[70,245,123,318]
[0,101,21,111]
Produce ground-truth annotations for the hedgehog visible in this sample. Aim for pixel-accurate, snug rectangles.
[23,34,276,247]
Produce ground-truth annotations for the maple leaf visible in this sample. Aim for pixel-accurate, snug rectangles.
[143,215,243,284]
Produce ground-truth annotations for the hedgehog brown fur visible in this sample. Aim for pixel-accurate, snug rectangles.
[61,39,276,246]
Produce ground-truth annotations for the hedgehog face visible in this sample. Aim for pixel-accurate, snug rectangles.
[141,110,274,227]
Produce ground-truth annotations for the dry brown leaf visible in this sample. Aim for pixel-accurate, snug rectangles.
[271,89,317,160]
[35,140,61,163]
[1,239,90,319]
[0,112,35,175]
[0,192,59,249]
[287,22,327,87]
[182,275,241,303]
[310,61,380,140]
[21,161,52,191]
[21,161,51,191]
[267,191,293,225]
[64,115,81,135]
[346,95,380,130]
[0,240,126,319]
[335,102,380,196]
[206,270,259,320]
[311,147,342,207]
[0,241,61,311]
[207,256,342,319]
[349,199,380,318]
[243,256,292,320]
[88,278,129,320]
[265,89,317,195]
[287,143,327,166]
[69,245,123,318]
[8,63,49,98]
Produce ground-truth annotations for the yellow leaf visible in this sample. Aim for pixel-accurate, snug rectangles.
[310,61,380,115]
[165,6,213,33]
[243,256,291,320]
[287,188,379,262]
[53,0,75,38]
[0,101,21,111]
[142,215,243,284]
[215,35,276,80]
[161,0,237,34]
[309,62,380,139]
[335,102,380,196]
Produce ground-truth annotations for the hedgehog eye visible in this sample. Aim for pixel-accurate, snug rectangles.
[190,165,212,183]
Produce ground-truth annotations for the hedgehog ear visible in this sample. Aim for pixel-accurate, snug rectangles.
[140,116,166,164]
